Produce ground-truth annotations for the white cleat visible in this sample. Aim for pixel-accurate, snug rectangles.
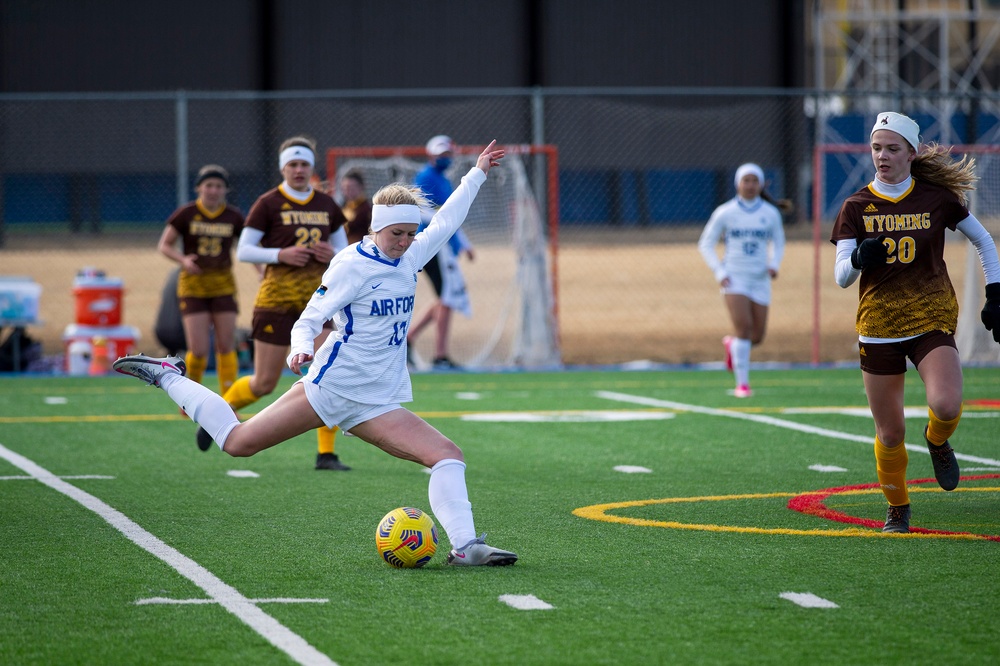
[112,354,186,387]
[446,534,518,567]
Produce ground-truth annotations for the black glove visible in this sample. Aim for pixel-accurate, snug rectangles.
[982,282,1000,344]
[851,235,888,270]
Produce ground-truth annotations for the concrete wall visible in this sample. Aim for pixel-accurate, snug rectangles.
[0,0,800,93]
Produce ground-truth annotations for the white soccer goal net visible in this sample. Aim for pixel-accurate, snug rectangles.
[325,144,561,369]
[815,144,1000,365]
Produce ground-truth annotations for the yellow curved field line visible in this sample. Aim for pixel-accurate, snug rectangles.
[573,489,1000,540]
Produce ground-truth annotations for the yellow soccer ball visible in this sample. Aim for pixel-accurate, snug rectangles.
[375,507,438,568]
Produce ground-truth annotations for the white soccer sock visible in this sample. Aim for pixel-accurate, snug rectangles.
[159,372,240,449]
[732,337,752,387]
[428,458,475,549]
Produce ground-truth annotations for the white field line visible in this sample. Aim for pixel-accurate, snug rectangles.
[0,475,115,480]
[136,597,329,605]
[594,391,1000,468]
[779,592,839,609]
[614,465,653,474]
[808,465,848,473]
[460,410,673,423]
[0,443,336,666]
[499,594,554,610]
[227,470,260,478]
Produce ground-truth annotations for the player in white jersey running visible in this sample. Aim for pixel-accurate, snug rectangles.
[698,163,786,397]
[113,141,517,567]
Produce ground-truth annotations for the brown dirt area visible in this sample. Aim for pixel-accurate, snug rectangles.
[1,232,975,367]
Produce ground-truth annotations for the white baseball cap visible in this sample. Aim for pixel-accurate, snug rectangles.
[426,135,454,156]
[871,112,920,151]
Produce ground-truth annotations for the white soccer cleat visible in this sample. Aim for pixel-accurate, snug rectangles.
[733,384,753,398]
[446,534,518,567]
[112,354,186,387]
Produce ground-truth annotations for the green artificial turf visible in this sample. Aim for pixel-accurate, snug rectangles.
[1,367,998,664]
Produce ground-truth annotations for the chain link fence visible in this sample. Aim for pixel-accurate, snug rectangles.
[2,88,999,369]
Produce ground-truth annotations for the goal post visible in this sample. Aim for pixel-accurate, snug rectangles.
[325,143,561,369]
[813,143,1000,365]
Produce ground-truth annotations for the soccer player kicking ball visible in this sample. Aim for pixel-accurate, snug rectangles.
[115,140,517,567]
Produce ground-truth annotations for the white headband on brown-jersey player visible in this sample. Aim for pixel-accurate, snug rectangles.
[279,145,315,170]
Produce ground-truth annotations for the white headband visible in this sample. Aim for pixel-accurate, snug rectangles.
[871,112,920,151]
[734,163,764,189]
[371,204,421,231]
[279,146,315,170]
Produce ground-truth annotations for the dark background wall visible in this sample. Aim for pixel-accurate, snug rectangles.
[0,0,804,93]
[0,0,815,237]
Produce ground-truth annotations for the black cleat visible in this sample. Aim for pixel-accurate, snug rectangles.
[432,356,461,370]
[925,427,959,491]
[196,426,213,452]
[315,453,351,471]
[882,504,911,533]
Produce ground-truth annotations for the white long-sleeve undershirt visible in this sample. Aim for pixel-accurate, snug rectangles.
[237,227,281,264]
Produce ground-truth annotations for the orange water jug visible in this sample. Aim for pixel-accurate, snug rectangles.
[89,336,112,376]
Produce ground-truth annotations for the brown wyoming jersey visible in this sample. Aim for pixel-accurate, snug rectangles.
[342,196,373,245]
[831,179,969,338]
[167,200,244,298]
[246,185,347,312]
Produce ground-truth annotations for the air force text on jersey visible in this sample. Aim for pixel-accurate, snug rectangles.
[315,283,415,317]
[369,296,415,316]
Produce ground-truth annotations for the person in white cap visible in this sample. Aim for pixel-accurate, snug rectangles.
[194,135,353,472]
[831,111,1000,534]
[113,141,518,567]
[407,134,476,370]
[698,162,785,398]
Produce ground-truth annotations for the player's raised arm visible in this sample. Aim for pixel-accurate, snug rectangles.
[476,140,505,175]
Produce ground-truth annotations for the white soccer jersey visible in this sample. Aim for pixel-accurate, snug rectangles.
[288,167,487,405]
[698,196,785,282]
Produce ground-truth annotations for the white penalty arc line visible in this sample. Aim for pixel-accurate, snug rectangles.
[594,391,1000,468]
[0,443,336,666]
